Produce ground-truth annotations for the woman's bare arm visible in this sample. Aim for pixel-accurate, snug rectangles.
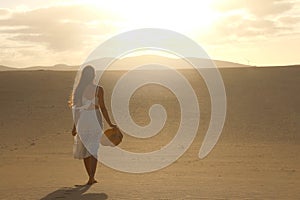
[97,86,116,127]
[71,109,80,136]
[72,124,76,136]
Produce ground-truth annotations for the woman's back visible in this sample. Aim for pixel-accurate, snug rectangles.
[81,84,99,110]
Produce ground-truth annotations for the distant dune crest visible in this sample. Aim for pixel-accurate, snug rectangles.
[0,55,299,71]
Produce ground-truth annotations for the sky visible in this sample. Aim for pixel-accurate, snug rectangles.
[0,0,299,68]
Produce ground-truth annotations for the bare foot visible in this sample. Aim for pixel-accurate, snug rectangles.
[86,179,98,185]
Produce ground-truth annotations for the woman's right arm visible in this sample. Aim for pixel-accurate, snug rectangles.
[97,86,116,128]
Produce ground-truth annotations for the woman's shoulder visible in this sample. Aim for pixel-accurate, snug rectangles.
[95,85,104,95]
[89,84,102,90]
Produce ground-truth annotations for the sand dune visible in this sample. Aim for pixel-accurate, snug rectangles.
[0,56,251,72]
[0,65,16,71]
[0,66,299,199]
[3,55,296,72]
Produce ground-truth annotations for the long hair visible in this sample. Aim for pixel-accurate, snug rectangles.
[69,65,95,107]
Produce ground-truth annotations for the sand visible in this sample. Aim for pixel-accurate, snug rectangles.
[0,66,299,199]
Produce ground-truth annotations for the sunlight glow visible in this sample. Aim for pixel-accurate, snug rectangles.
[77,0,219,33]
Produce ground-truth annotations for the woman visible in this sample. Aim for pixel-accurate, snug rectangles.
[70,65,116,185]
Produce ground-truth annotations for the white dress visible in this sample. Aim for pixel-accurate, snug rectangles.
[72,97,103,159]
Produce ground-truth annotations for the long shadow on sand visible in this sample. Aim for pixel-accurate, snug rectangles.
[40,185,108,200]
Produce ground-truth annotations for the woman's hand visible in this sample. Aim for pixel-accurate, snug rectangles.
[72,124,77,136]
[72,130,77,136]
[109,124,117,128]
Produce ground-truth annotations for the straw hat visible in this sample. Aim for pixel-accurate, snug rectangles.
[100,127,123,146]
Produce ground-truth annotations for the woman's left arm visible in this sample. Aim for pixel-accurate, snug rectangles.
[71,107,80,136]
[72,124,77,136]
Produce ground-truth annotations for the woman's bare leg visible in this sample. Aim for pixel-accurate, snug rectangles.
[90,156,98,181]
[86,156,98,184]
[84,156,98,185]
[84,156,92,178]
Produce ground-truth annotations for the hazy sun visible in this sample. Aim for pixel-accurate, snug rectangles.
[79,0,218,34]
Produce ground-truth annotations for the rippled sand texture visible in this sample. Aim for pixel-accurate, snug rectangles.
[0,66,299,199]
